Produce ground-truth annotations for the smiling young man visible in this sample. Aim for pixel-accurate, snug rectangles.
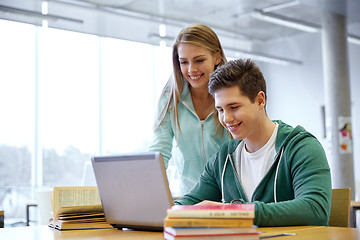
[174,59,332,227]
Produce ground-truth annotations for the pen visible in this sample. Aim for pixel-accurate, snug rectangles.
[260,233,297,239]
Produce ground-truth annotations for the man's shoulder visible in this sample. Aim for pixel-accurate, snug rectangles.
[208,139,241,164]
[218,139,241,152]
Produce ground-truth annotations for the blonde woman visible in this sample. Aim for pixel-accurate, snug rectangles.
[149,24,230,196]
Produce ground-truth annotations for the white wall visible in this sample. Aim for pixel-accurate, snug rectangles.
[259,26,360,200]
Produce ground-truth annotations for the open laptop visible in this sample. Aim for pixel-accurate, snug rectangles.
[91,152,174,231]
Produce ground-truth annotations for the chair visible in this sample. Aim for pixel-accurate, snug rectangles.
[328,188,351,227]
[0,210,4,228]
[350,200,360,228]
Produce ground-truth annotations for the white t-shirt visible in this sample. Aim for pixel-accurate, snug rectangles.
[233,123,279,201]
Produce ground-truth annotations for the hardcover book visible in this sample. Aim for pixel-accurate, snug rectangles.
[164,216,254,228]
[164,231,260,240]
[164,226,258,235]
[167,204,255,219]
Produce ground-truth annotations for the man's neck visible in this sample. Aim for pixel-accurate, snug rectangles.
[244,118,276,153]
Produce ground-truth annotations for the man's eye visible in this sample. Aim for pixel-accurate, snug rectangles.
[217,109,224,113]
[231,106,239,110]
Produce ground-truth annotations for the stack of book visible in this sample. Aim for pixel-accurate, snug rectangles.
[163,204,259,239]
[48,186,113,230]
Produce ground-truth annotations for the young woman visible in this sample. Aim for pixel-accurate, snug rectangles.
[149,24,230,196]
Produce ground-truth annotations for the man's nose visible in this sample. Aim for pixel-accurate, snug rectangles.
[223,111,233,123]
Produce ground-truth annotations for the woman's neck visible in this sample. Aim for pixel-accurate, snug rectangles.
[189,86,215,120]
[189,85,212,99]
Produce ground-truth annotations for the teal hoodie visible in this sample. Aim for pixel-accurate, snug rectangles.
[149,83,230,195]
[175,120,332,226]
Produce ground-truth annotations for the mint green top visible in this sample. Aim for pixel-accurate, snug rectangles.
[149,83,229,195]
[175,120,332,226]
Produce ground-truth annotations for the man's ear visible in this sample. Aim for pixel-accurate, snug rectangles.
[257,91,266,109]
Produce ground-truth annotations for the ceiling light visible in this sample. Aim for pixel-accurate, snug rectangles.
[0,5,83,24]
[252,9,320,33]
[252,9,359,46]
[159,40,166,47]
[148,33,302,65]
[42,19,48,28]
[348,34,360,46]
[223,46,302,65]
[159,24,166,37]
[42,1,48,15]
[261,0,300,13]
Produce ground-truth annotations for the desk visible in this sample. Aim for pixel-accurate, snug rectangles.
[0,225,358,240]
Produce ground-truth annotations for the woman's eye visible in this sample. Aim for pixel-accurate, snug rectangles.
[196,59,205,63]
[180,61,188,65]
[231,106,239,110]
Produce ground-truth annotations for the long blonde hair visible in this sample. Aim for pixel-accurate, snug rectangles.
[157,24,227,136]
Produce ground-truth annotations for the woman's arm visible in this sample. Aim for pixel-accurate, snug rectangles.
[149,95,174,168]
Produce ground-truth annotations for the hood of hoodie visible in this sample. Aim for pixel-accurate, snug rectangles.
[225,120,314,155]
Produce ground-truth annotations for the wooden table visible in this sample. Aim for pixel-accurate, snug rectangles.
[0,225,359,240]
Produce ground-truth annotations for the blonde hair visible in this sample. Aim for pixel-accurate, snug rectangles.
[156,24,227,136]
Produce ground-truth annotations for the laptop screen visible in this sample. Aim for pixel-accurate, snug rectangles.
[91,152,174,231]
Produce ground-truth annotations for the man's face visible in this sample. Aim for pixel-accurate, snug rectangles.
[214,86,263,140]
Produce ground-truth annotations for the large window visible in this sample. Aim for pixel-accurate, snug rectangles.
[0,19,172,226]
[0,20,36,224]
[101,38,155,154]
[38,28,100,187]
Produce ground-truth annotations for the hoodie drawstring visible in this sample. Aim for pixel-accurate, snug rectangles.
[221,154,231,203]
[274,146,284,203]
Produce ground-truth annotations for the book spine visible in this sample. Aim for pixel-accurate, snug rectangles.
[167,210,254,219]
[164,218,253,228]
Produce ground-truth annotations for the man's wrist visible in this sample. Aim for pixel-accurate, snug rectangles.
[230,199,244,204]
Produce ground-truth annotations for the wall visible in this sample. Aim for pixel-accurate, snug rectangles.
[259,25,360,200]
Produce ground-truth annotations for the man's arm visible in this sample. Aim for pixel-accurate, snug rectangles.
[174,151,223,205]
[254,137,332,226]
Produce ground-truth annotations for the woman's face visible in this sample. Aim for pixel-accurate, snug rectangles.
[177,43,220,90]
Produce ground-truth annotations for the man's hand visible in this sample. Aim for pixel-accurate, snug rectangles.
[195,200,229,206]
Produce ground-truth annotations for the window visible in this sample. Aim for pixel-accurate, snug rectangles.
[0,20,36,225]
[101,38,155,154]
[0,19,172,226]
[38,28,99,187]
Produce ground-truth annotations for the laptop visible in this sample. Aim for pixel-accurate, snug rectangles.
[91,152,174,231]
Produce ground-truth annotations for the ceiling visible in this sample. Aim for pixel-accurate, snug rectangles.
[1,0,360,64]
[72,0,360,40]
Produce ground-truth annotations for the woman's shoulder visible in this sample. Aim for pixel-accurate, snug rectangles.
[157,88,172,108]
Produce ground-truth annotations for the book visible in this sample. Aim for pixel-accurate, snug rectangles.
[48,186,113,230]
[49,216,113,230]
[51,186,102,220]
[167,204,255,219]
[164,216,254,228]
[164,226,258,235]
[164,231,260,240]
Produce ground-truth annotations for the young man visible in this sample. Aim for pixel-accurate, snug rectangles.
[174,59,332,227]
